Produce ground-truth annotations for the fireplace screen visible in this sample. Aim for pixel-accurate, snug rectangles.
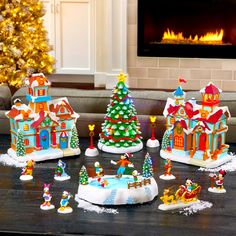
[138,0,236,58]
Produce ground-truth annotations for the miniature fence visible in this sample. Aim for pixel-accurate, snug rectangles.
[127,178,151,189]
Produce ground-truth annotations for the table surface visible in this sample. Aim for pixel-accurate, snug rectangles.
[0,134,235,236]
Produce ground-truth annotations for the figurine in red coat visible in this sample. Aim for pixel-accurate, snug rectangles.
[208,169,227,193]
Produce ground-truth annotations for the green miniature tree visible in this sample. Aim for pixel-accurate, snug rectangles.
[99,73,142,150]
[70,126,79,149]
[142,152,153,178]
[16,129,26,157]
[79,165,88,185]
[161,130,171,150]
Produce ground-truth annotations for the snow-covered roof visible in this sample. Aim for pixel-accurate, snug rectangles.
[200,82,222,95]
[24,73,51,87]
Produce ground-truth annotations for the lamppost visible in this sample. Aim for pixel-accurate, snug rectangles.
[146,116,160,148]
[85,124,99,157]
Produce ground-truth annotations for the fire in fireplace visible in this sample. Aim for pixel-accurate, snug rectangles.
[138,0,236,58]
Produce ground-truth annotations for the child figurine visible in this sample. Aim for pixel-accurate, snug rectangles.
[111,153,134,178]
[94,162,104,177]
[159,159,176,180]
[132,170,139,182]
[208,169,227,193]
[97,177,109,187]
[54,160,71,181]
[40,184,55,210]
[20,160,35,181]
[185,178,194,192]
[57,191,73,214]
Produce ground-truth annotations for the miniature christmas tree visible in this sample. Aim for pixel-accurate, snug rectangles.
[16,129,26,157]
[98,73,143,153]
[161,130,171,151]
[142,153,154,178]
[0,0,54,87]
[79,166,88,185]
[70,126,79,149]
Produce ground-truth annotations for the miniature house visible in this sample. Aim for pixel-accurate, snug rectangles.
[160,82,232,168]
[5,73,80,162]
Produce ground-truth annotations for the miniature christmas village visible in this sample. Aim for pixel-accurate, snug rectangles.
[5,73,80,162]
[98,73,143,154]
[160,81,232,168]
[76,152,158,205]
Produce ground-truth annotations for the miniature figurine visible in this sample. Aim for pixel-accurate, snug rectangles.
[160,81,232,168]
[158,179,201,211]
[94,162,104,177]
[208,169,227,193]
[54,160,71,181]
[40,184,55,210]
[159,159,176,180]
[57,191,73,214]
[5,73,81,163]
[85,124,99,156]
[111,153,134,178]
[20,160,35,181]
[146,116,160,148]
[97,177,108,187]
[132,170,139,182]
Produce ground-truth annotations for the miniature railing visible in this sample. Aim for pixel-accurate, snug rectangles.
[127,178,151,189]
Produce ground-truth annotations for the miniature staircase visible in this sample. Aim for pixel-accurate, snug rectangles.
[192,151,204,160]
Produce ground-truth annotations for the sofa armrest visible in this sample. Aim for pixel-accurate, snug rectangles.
[0,85,11,110]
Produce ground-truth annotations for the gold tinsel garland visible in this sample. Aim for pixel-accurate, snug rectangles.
[0,0,55,87]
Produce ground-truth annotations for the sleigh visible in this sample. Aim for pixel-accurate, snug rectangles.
[175,184,201,202]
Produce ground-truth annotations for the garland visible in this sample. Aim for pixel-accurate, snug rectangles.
[101,133,141,143]
[105,116,137,123]
[112,94,129,102]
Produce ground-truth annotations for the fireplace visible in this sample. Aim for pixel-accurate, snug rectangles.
[138,0,236,58]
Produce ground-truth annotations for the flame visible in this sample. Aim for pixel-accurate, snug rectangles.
[162,28,224,44]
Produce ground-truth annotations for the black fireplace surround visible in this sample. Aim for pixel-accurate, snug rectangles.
[138,0,236,58]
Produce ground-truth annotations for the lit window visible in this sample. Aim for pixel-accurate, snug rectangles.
[60,107,65,113]
[24,139,29,145]
[38,89,45,96]
[14,137,16,144]
[24,124,29,131]
[28,88,33,95]
[61,122,66,129]
[174,136,184,148]
[39,104,44,110]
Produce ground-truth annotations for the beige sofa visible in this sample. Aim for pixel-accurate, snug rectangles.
[0,85,236,143]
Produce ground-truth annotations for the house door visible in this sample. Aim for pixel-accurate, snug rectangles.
[199,133,207,151]
[60,135,68,149]
[40,130,49,149]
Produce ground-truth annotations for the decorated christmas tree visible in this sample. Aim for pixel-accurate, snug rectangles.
[16,129,26,157]
[79,166,88,185]
[142,153,153,178]
[161,130,171,151]
[98,73,143,154]
[0,0,54,87]
[70,126,79,149]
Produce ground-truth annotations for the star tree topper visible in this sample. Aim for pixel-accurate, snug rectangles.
[117,72,127,83]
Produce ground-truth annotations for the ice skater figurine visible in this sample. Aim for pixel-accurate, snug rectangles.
[40,184,55,210]
[132,170,139,182]
[97,177,108,187]
[111,153,134,178]
[20,160,35,181]
[94,162,104,177]
[159,159,176,180]
[57,191,73,214]
[54,160,71,181]
[208,169,227,193]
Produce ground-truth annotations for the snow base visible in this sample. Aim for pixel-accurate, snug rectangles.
[208,187,226,193]
[57,207,73,214]
[160,149,232,168]
[0,154,26,168]
[75,197,119,214]
[159,174,176,180]
[158,200,200,211]
[146,139,160,148]
[98,141,143,154]
[77,175,158,205]
[7,147,81,163]
[40,204,55,211]
[20,175,33,181]
[54,175,71,181]
[85,147,99,157]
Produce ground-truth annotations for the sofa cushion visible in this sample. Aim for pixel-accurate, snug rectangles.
[0,85,11,110]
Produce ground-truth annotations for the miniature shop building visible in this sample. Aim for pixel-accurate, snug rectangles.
[6,74,79,154]
[163,82,230,160]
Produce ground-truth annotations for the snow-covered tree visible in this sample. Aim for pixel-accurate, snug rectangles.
[161,130,171,150]
[79,166,88,185]
[142,152,153,178]
[70,126,79,149]
[16,129,26,157]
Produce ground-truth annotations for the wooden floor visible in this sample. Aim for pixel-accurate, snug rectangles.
[0,134,235,236]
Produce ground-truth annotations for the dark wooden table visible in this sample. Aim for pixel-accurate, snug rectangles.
[0,134,235,236]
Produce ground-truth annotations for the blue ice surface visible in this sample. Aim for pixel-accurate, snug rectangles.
[89,176,134,189]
